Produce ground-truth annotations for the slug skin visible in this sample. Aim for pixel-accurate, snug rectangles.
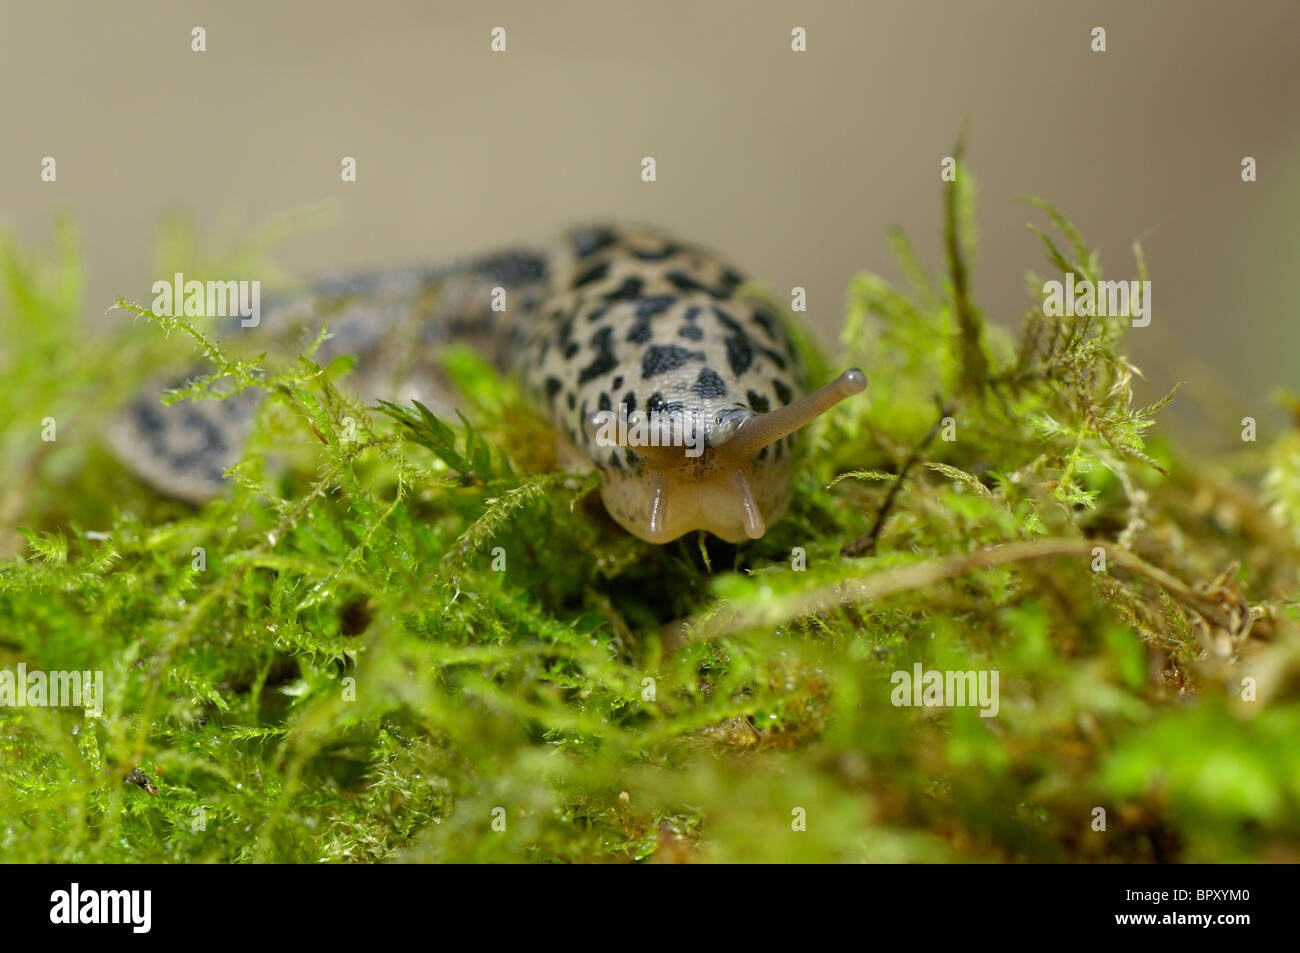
[109,225,866,544]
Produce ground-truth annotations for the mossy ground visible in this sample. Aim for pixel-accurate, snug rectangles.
[3,166,1299,863]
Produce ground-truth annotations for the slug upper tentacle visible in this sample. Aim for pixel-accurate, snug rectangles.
[110,225,867,544]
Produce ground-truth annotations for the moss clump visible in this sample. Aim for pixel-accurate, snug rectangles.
[2,164,1299,863]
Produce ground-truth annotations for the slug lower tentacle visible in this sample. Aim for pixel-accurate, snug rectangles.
[109,225,866,544]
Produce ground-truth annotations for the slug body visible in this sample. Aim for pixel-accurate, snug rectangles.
[111,225,865,544]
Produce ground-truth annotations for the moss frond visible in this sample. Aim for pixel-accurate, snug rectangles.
[2,178,1298,863]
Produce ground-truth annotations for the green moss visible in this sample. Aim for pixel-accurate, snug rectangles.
[2,168,1299,863]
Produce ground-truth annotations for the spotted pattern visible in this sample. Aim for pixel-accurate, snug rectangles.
[522,225,804,475]
[109,225,808,524]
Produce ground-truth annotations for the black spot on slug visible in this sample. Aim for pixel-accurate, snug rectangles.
[710,306,760,377]
[132,402,166,440]
[747,390,770,413]
[773,379,793,405]
[557,310,578,351]
[750,308,782,342]
[712,306,742,333]
[626,316,653,344]
[635,294,676,319]
[572,261,610,288]
[544,377,563,403]
[602,276,644,303]
[760,346,788,371]
[631,243,680,261]
[577,326,619,384]
[643,394,683,415]
[641,344,705,379]
[666,270,729,299]
[678,324,703,340]
[725,334,754,377]
[475,250,548,286]
[692,367,728,399]
[572,226,619,258]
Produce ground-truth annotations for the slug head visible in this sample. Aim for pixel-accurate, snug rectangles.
[586,369,866,544]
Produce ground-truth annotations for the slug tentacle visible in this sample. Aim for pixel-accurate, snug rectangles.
[645,472,670,542]
[715,369,867,466]
[729,469,767,540]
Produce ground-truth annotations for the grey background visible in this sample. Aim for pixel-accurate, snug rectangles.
[3,0,1297,445]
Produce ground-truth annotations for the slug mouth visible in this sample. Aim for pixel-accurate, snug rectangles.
[585,369,867,543]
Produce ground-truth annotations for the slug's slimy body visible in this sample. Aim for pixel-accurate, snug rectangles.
[111,225,865,544]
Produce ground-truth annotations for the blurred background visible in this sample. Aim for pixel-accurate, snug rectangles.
[3,0,1297,443]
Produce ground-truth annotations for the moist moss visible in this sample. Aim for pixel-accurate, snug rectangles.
[1,162,1298,863]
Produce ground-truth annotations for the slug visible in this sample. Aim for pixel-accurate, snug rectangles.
[109,225,866,544]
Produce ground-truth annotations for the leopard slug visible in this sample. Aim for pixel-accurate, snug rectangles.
[109,224,866,544]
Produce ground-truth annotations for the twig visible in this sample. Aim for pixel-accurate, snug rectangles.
[671,537,1244,650]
